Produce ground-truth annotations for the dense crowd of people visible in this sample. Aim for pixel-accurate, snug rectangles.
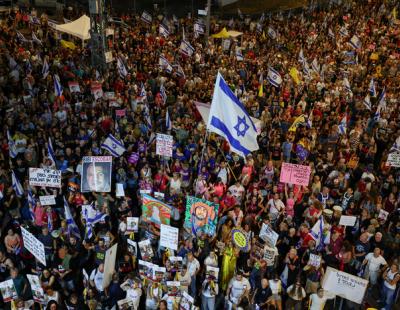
[0,0,399,309]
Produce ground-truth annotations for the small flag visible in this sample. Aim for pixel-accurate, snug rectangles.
[343,77,352,93]
[101,134,126,157]
[27,188,36,221]
[238,8,244,19]
[159,24,170,38]
[117,57,128,77]
[12,171,24,198]
[160,84,167,104]
[339,26,349,37]
[378,87,386,109]
[47,137,57,168]
[328,28,335,39]
[267,26,277,39]
[369,78,377,97]
[16,31,27,42]
[256,22,263,34]
[298,48,306,65]
[7,131,17,159]
[236,49,244,61]
[32,32,42,45]
[179,40,195,57]
[389,136,400,153]
[311,58,320,73]
[259,13,265,24]
[42,58,49,79]
[258,74,263,97]
[159,55,173,73]
[338,115,347,134]
[363,94,371,110]
[53,74,63,97]
[349,35,362,49]
[166,109,172,131]
[141,11,152,24]
[267,67,282,87]
[303,63,311,77]
[63,197,81,239]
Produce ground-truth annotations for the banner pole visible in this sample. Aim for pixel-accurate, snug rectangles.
[216,147,238,182]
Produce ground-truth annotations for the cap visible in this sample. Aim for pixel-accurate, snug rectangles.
[333,205,343,212]
[323,209,333,216]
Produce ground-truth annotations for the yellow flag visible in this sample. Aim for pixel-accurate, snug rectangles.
[289,67,300,84]
[289,114,306,132]
[393,7,397,20]
[261,31,266,40]
[60,40,76,50]
[258,74,263,97]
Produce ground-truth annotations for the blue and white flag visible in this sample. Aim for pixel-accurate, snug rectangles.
[207,72,259,158]
[27,188,36,221]
[256,22,263,34]
[7,131,17,159]
[259,13,265,24]
[32,32,42,45]
[349,35,362,49]
[16,31,27,42]
[179,40,195,57]
[166,109,172,131]
[311,58,320,73]
[237,8,244,19]
[47,137,57,168]
[194,22,205,36]
[267,67,282,87]
[236,49,244,61]
[342,51,357,65]
[298,48,306,66]
[42,58,49,79]
[328,28,335,39]
[159,24,170,38]
[174,63,186,78]
[159,55,173,73]
[160,84,167,104]
[378,87,386,109]
[12,171,24,198]
[63,197,81,239]
[82,202,106,239]
[363,94,371,110]
[101,134,126,157]
[343,78,352,93]
[338,115,347,134]
[145,109,152,130]
[389,136,400,153]
[303,63,311,77]
[339,26,348,37]
[310,216,330,250]
[53,74,63,97]
[369,78,377,97]
[117,57,128,77]
[267,26,277,39]
[141,11,152,24]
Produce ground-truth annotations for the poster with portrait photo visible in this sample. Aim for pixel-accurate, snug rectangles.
[180,291,195,310]
[27,274,45,304]
[127,238,138,257]
[138,239,154,261]
[0,279,18,302]
[169,256,183,273]
[126,217,139,233]
[81,156,112,192]
[205,266,219,280]
[117,298,134,310]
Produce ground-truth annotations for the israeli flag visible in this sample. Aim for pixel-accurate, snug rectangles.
[374,104,382,122]
[16,31,27,42]
[32,32,42,45]
[339,26,348,37]
[389,136,400,153]
[63,197,81,239]
[27,188,36,221]
[117,57,128,77]
[7,131,17,159]
[174,64,186,78]
[363,94,371,110]
[349,35,362,49]
[42,58,49,79]
[160,84,167,103]
[303,62,311,77]
[138,83,146,102]
[141,11,152,24]
[53,74,63,97]
[298,48,306,66]
[83,202,106,239]
[338,115,347,134]
[166,109,172,131]
[159,24,170,38]
[267,26,277,39]
[369,78,377,97]
[144,106,152,130]
[256,22,263,34]
[101,134,126,157]
[12,171,24,197]
[236,49,244,61]
[179,40,195,57]
[47,137,57,168]
[311,58,320,73]
[328,28,335,39]
[207,72,259,158]
[159,55,173,73]
[343,78,352,93]
[378,87,386,109]
[267,67,282,87]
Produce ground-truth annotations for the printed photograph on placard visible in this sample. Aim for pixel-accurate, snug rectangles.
[81,156,112,192]
[184,196,219,236]
[0,279,18,302]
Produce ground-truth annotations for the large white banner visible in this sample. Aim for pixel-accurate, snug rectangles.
[156,133,173,157]
[21,227,46,266]
[322,267,368,304]
[102,243,118,288]
[29,168,61,188]
[160,224,179,250]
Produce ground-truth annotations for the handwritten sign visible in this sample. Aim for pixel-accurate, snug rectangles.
[308,254,321,267]
[21,227,46,266]
[387,153,400,167]
[339,215,357,226]
[39,195,56,206]
[322,267,368,304]
[160,224,179,250]
[156,133,173,157]
[29,168,61,188]
[279,162,311,186]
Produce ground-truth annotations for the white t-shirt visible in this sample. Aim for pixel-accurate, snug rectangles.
[267,199,285,218]
[309,293,334,310]
[187,258,200,277]
[126,288,142,309]
[365,253,387,272]
[90,268,104,292]
[263,245,279,267]
[228,278,250,303]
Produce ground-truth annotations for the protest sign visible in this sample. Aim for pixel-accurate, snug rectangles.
[68,81,81,93]
[259,223,279,247]
[322,266,368,304]
[141,194,171,227]
[138,239,154,261]
[0,279,17,302]
[153,266,166,282]
[126,217,139,233]
[339,215,357,226]
[117,298,134,309]
[27,274,45,304]
[166,281,181,295]
[160,224,179,250]
[39,195,56,206]
[180,291,195,310]
[231,228,249,251]
[102,243,118,288]
[21,227,46,266]
[138,260,154,279]
[104,91,115,100]
[279,162,311,186]
[387,152,400,167]
[127,239,138,256]
[115,109,126,117]
[91,82,103,100]
[206,265,220,280]
[378,209,389,221]
[154,192,165,200]
[29,168,61,188]
[81,156,112,192]
[308,254,322,267]
[184,196,219,236]
[156,133,173,157]
[116,183,125,197]
[128,152,139,164]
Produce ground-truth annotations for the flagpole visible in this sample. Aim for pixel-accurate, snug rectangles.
[216,146,238,182]
[199,130,209,173]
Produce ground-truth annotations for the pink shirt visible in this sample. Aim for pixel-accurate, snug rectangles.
[34,205,45,226]
[285,198,295,217]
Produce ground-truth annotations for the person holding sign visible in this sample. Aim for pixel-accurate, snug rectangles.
[308,288,335,310]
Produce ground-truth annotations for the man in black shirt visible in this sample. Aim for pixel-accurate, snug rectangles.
[252,278,272,309]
